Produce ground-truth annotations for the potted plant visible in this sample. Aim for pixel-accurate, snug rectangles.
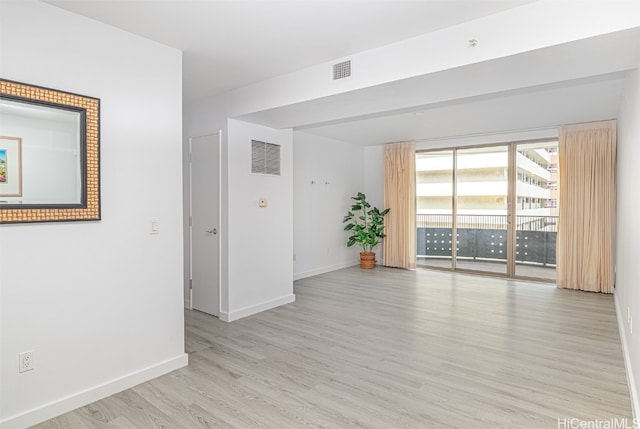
[343,192,390,269]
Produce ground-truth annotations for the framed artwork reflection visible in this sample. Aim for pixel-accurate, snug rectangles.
[0,136,22,197]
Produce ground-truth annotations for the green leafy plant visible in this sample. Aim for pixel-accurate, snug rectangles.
[343,192,390,253]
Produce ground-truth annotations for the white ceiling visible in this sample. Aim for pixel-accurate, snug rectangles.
[46,0,534,102]
[44,0,639,145]
[299,72,627,146]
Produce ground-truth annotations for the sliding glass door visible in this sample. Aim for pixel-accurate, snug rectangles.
[416,150,454,269]
[416,140,558,282]
[514,141,558,280]
[455,146,510,275]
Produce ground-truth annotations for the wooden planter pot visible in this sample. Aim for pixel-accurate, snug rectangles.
[360,252,376,269]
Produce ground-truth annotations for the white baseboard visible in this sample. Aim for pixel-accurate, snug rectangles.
[615,293,639,419]
[219,294,295,322]
[293,261,358,281]
[1,353,189,429]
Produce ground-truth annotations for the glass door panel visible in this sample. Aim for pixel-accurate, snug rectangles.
[515,141,558,280]
[455,146,509,275]
[416,150,453,269]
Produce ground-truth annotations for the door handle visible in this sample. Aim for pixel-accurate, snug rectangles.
[206,228,217,235]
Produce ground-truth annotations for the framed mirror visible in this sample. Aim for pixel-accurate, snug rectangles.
[0,79,100,223]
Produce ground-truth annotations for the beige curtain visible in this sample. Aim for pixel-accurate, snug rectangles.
[383,141,416,269]
[557,120,616,293]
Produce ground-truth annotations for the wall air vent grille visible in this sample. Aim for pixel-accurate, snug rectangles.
[251,140,280,176]
[332,60,351,80]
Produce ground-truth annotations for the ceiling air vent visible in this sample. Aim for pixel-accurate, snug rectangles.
[332,60,351,80]
[251,140,281,176]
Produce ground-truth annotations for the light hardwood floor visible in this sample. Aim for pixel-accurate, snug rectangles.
[34,267,632,428]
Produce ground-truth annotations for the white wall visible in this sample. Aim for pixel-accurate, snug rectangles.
[616,67,640,418]
[364,145,385,213]
[224,119,294,320]
[293,132,364,279]
[0,2,187,428]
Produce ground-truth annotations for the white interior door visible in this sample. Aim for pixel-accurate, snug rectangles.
[190,133,220,316]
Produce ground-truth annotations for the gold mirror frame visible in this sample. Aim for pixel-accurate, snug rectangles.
[0,79,100,223]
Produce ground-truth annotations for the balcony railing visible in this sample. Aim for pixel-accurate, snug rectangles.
[417,214,557,266]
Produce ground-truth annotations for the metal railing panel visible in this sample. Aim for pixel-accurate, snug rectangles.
[416,214,557,267]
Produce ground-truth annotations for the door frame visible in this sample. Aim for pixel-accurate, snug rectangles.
[188,131,222,313]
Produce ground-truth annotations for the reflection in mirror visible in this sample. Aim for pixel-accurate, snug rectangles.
[0,99,83,205]
[0,79,100,224]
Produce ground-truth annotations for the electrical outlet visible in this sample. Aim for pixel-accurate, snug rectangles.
[19,351,34,373]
